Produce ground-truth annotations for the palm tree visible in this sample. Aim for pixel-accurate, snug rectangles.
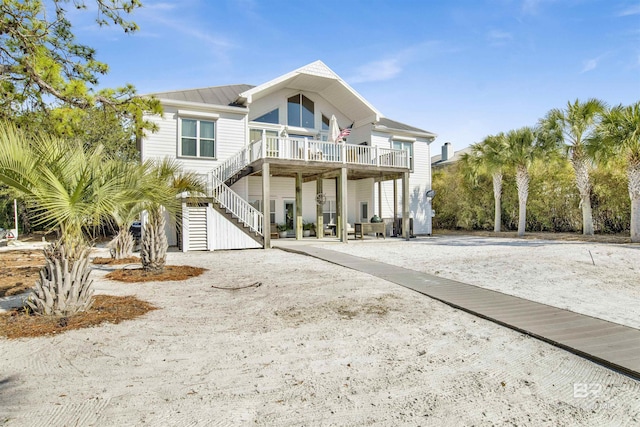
[544,99,606,235]
[0,122,136,315]
[503,127,553,237]
[139,158,206,273]
[107,162,147,260]
[466,133,508,232]
[591,102,640,242]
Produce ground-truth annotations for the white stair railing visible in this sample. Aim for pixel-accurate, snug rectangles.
[210,174,263,236]
[211,146,250,183]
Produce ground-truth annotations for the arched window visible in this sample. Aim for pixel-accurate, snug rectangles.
[287,94,314,128]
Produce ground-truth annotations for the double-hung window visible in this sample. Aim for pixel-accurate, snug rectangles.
[181,118,215,158]
[392,140,414,171]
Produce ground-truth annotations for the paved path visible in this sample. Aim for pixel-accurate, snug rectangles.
[276,244,640,380]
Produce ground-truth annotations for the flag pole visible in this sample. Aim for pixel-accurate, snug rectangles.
[13,199,18,240]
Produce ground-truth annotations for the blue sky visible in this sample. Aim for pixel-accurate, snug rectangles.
[74,0,640,150]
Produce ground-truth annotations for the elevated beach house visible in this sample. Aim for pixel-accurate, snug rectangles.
[141,60,437,251]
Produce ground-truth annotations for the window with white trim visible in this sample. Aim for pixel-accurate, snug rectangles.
[180,118,215,158]
[392,140,414,171]
[250,199,276,224]
[287,94,314,128]
[323,199,336,226]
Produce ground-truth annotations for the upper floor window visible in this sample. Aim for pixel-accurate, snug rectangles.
[393,140,414,171]
[181,118,215,158]
[322,114,330,131]
[254,108,279,124]
[287,94,314,128]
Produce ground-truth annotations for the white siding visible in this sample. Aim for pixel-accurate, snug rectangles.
[372,132,434,235]
[348,123,373,146]
[142,105,248,176]
[211,207,261,250]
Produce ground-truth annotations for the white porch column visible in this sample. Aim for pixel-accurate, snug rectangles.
[181,201,189,252]
[377,181,383,218]
[393,179,398,236]
[295,172,303,240]
[339,167,348,243]
[402,172,410,241]
[316,178,324,240]
[262,163,271,249]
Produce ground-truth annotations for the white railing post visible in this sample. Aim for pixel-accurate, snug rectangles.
[375,146,379,167]
[304,138,309,161]
[342,142,346,164]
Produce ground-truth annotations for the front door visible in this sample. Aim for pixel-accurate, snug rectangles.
[284,200,295,236]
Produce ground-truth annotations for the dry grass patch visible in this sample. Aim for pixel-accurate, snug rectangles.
[0,250,44,297]
[106,265,206,283]
[0,295,157,339]
[92,256,141,265]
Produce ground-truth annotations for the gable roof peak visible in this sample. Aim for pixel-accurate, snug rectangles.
[294,60,339,79]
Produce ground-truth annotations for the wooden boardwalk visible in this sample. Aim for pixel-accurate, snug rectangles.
[276,244,640,380]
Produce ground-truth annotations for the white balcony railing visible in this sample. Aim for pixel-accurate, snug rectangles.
[248,137,410,169]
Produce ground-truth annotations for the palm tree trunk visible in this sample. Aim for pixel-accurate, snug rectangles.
[141,207,168,273]
[516,165,529,237]
[628,161,640,243]
[571,156,594,235]
[26,244,94,316]
[492,171,502,233]
[109,228,134,259]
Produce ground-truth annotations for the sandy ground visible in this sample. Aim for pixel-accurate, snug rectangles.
[0,236,639,426]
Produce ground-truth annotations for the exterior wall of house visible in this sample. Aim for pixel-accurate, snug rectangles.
[371,131,434,235]
[249,89,352,134]
[246,176,368,228]
[210,207,262,250]
[142,104,248,176]
[348,123,372,146]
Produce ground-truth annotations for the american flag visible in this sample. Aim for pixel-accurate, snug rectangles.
[337,125,352,141]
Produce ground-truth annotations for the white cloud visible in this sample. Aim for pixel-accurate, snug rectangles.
[581,58,599,73]
[487,29,513,45]
[521,0,556,15]
[132,3,235,63]
[140,2,177,12]
[618,4,640,16]
[346,41,454,84]
[348,58,402,84]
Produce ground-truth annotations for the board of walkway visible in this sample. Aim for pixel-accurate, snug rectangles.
[276,244,640,381]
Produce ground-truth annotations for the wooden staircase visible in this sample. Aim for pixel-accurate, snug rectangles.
[208,148,264,246]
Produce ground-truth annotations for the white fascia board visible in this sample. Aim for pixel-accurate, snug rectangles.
[374,125,437,141]
[158,98,248,115]
[177,110,220,120]
[391,135,417,142]
[353,114,380,129]
[239,71,299,105]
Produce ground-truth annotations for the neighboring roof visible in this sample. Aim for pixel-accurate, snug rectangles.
[237,60,383,125]
[431,146,473,167]
[375,118,437,139]
[150,84,254,107]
